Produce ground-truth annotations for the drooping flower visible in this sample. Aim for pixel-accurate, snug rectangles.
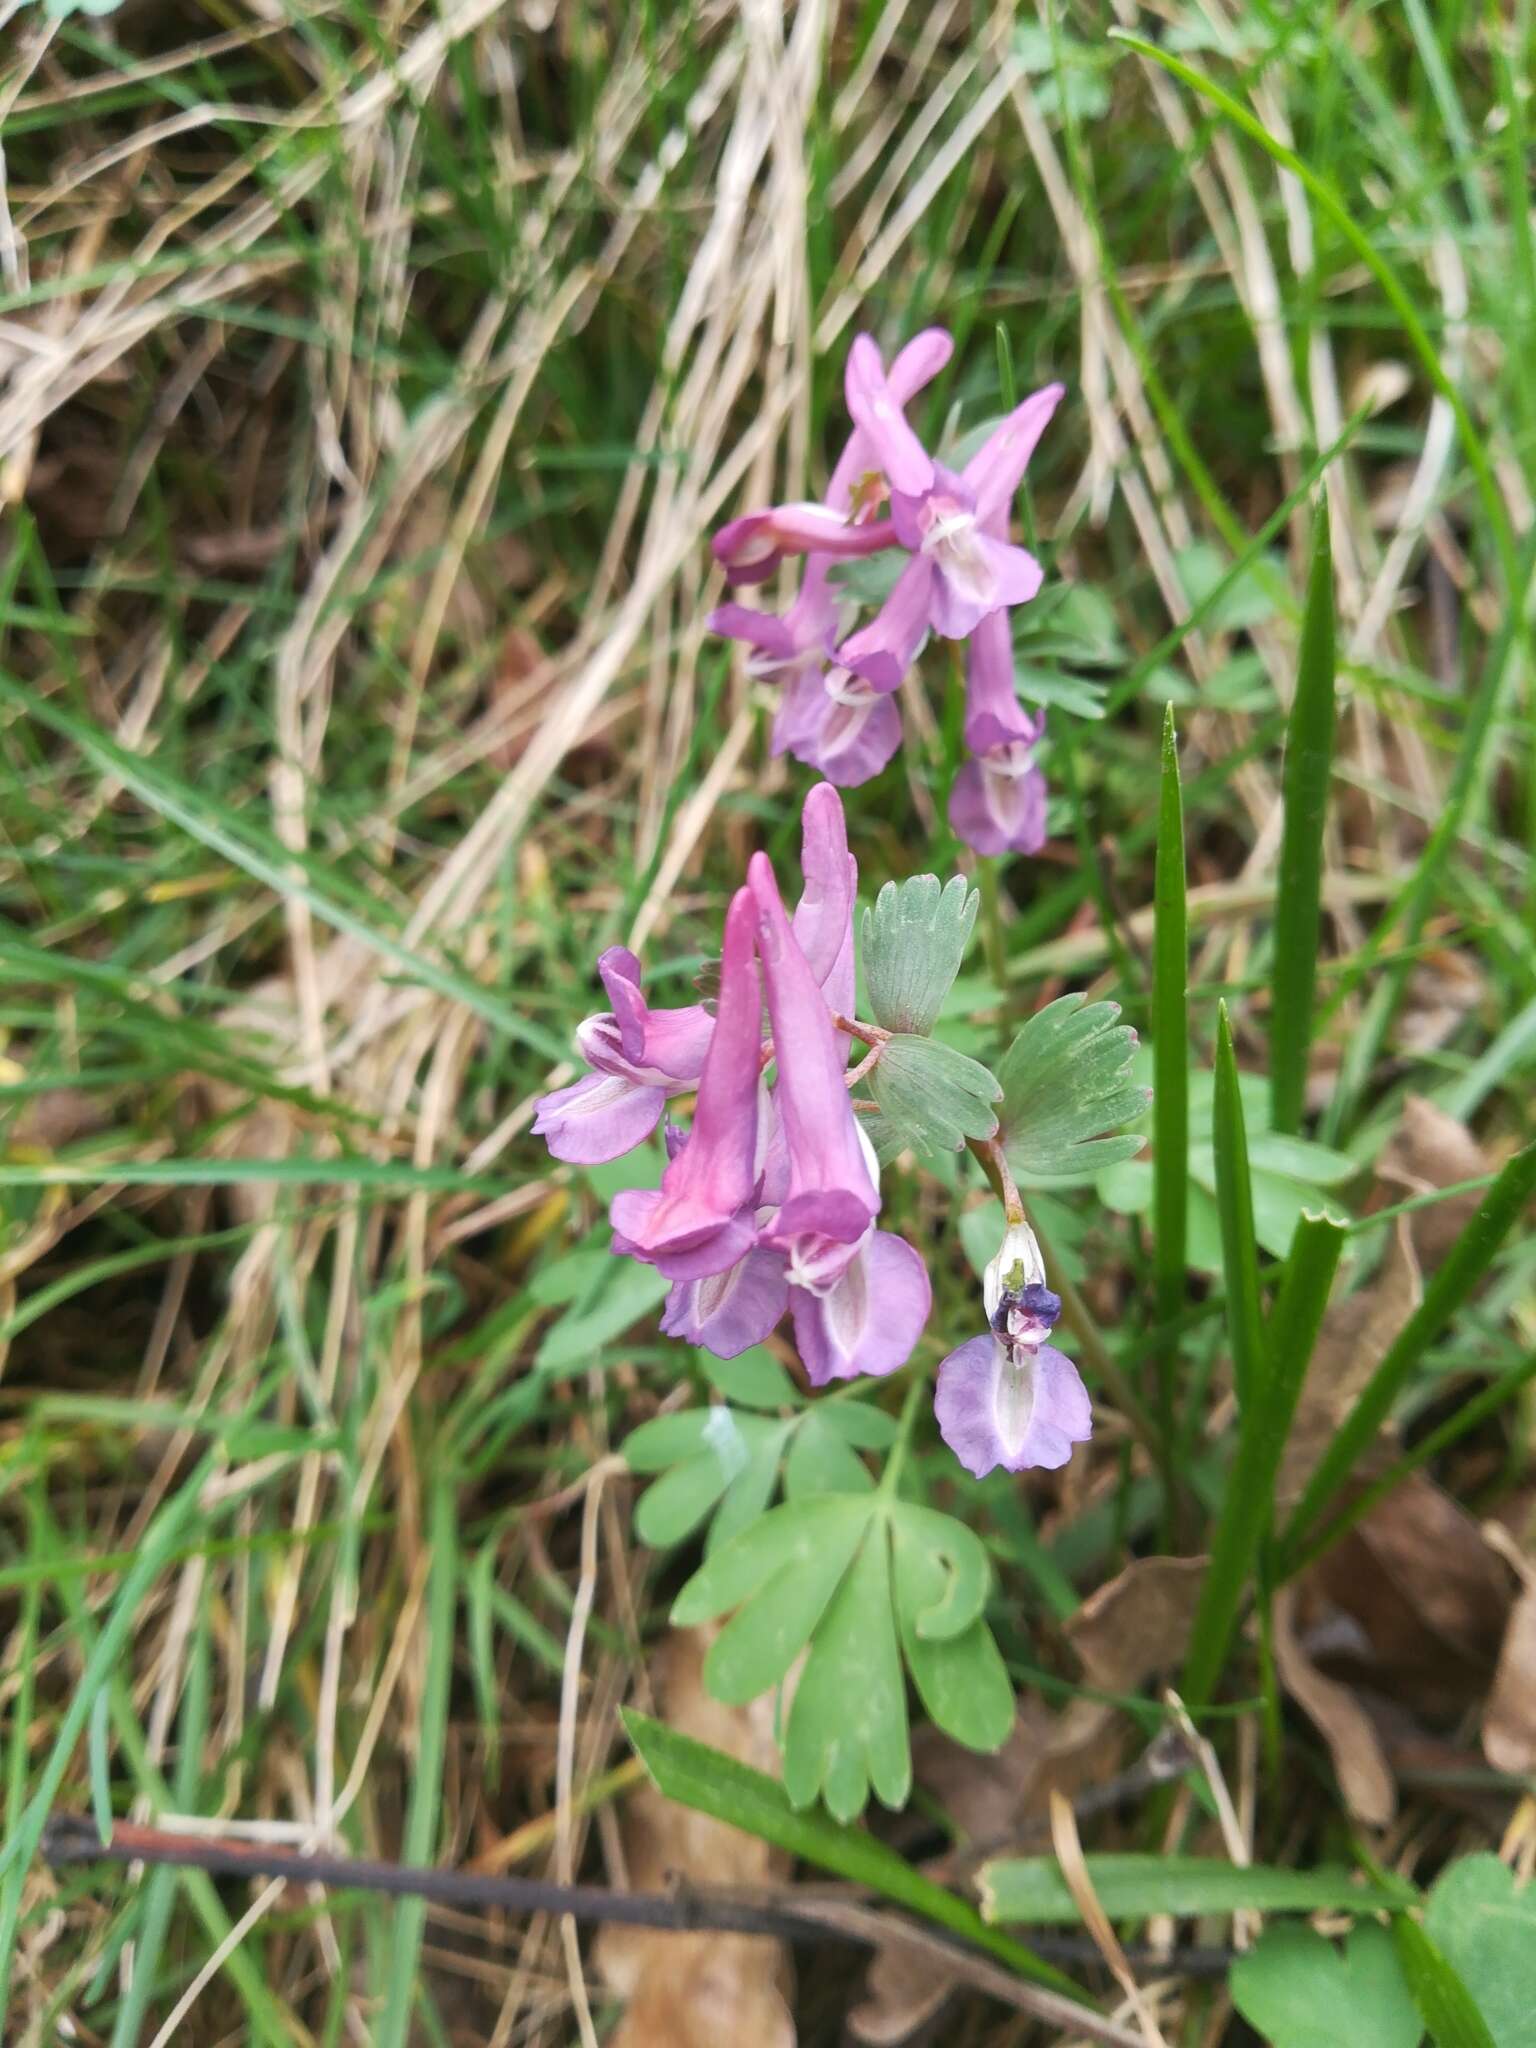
[947,605,1049,857]
[790,1224,931,1384]
[609,889,763,1280]
[747,851,878,1289]
[934,1220,1092,1476]
[532,947,714,1164]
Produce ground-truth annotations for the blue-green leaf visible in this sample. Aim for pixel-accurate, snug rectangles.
[861,876,980,1037]
[999,996,1147,1187]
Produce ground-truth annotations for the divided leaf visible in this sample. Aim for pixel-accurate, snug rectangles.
[671,1493,1015,1822]
[861,875,979,1036]
[998,995,1147,1187]
[867,1035,1001,1162]
[626,1365,884,1553]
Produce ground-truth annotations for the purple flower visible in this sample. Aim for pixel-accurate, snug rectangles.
[934,1221,1091,1476]
[532,947,714,1164]
[947,607,1049,856]
[838,350,1064,688]
[710,327,955,592]
[747,851,878,1290]
[660,1245,790,1358]
[711,503,899,588]
[608,889,763,1281]
[790,1226,931,1384]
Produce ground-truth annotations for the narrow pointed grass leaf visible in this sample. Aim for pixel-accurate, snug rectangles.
[1282,1141,1536,1574]
[1211,1002,1266,1415]
[88,1688,113,1848]
[377,1476,457,2048]
[1270,499,1336,1136]
[1152,704,1189,1437]
[1394,1917,1499,2048]
[622,1711,1081,1997]
[1181,1211,1345,1711]
[1105,34,1516,585]
[980,1854,1409,1926]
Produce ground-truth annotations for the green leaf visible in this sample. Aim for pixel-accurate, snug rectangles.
[784,1412,875,1497]
[999,995,1146,1187]
[621,1711,1081,1994]
[816,1401,899,1448]
[980,1854,1409,1926]
[534,1260,670,1370]
[1212,1002,1266,1416]
[680,1495,871,1701]
[1283,1141,1536,1572]
[701,1347,801,1409]
[1271,498,1338,1136]
[1185,1212,1345,1714]
[1013,663,1109,719]
[1395,1916,1498,2048]
[1175,539,1284,630]
[1423,1855,1536,2048]
[1230,1922,1422,2048]
[1153,705,1189,1402]
[888,1501,991,1641]
[707,1423,796,1552]
[861,875,979,1036]
[892,1517,1013,1753]
[634,1452,734,1548]
[623,1409,719,1472]
[785,1525,909,1818]
[868,1034,1001,1160]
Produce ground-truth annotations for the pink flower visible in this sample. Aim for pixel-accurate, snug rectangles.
[609,889,763,1281]
[532,948,714,1164]
[747,851,878,1290]
[838,343,1063,686]
[946,606,1049,857]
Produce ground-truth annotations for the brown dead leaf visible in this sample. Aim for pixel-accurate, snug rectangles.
[596,1627,795,2048]
[1278,1215,1420,1508]
[847,1940,956,2047]
[1067,1554,1210,1692]
[1379,1094,1490,1267]
[1483,1583,1536,1775]
[1273,1585,1395,1826]
[1311,1472,1513,1720]
[1397,952,1485,1060]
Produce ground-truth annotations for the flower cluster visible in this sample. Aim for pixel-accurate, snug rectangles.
[533,783,1096,1480]
[709,329,1064,857]
[536,785,931,1387]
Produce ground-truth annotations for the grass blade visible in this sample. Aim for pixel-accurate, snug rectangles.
[1270,499,1337,1136]
[377,1475,458,2048]
[1281,1140,1536,1573]
[1181,1212,1345,1711]
[1106,31,1516,586]
[1394,1917,1499,2048]
[1211,1001,1266,1415]
[1152,705,1189,1445]
[980,1853,1408,1926]
[622,1709,1082,1998]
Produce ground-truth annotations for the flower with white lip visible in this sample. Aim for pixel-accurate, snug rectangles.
[934,1217,1092,1477]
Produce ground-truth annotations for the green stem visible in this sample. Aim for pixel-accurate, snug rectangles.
[879,1375,927,1501]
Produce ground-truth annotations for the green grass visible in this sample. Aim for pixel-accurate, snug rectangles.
[3,2,1535,2041]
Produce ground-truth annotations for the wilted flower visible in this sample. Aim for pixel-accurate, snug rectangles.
[934,1219,1092,1477]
